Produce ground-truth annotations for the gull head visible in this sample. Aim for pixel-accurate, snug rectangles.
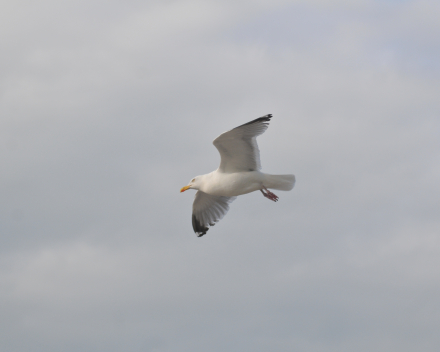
[180,176,200,192]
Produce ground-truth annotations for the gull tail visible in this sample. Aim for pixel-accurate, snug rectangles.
[263,174,296,191]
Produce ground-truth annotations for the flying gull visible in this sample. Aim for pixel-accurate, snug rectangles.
[180,114,295,237]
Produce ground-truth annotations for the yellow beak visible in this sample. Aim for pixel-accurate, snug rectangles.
[180,185,190,193]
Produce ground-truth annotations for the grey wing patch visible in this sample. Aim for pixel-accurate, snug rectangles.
[234,113,272,129]
[192,191,236,237]
[192,214,209,236]
[212,114,272,173]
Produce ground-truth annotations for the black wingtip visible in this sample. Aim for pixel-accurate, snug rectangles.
[192,214,209,237]
[237,114,272,128]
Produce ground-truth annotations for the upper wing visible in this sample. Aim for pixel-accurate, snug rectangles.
[192,191,236,237]
[212,114,272,173]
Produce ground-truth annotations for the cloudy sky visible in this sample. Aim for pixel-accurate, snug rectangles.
[1,0,440,351]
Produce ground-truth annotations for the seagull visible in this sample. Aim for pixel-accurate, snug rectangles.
[180,114,295,237]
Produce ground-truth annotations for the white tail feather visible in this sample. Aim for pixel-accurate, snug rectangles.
[263,174,296,191]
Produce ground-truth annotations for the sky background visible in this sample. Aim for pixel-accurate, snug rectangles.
[1,0,440,351]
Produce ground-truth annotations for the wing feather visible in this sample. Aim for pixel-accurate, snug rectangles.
[192,191,236,237]
[213,114,272,173]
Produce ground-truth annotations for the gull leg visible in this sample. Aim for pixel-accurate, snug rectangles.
[260,186,279,202]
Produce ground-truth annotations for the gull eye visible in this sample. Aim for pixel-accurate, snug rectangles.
[191,178,195,182]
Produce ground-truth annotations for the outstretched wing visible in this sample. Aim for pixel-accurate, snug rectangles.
[213,114,272,173]
[192,191,236,237]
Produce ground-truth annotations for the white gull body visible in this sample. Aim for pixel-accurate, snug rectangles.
[180,114,295,237]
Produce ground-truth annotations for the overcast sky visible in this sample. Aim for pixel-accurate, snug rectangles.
[1,0,440,351]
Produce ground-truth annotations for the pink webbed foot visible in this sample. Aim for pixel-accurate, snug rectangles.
[260,187,279,202]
